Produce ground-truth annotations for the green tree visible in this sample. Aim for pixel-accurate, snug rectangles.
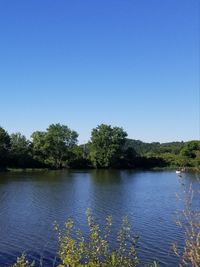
[90,124,127,168]
[67,144,91,168]
[32,124,78,168]
[45,124,78,168]
[0,126,11,168]
[10,133,32,168]
[180,141,200,159]
[31,131,48,166]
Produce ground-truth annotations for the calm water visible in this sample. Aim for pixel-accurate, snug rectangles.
[0,170,199,266]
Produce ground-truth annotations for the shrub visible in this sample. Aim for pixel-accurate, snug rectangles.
[55,209,139,267]
[9,254,34,267]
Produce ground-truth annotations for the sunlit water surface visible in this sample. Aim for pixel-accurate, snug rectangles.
[0,170,199,266]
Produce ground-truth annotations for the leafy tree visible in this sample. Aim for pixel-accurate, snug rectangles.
[10,133,30,153]
[45,124,78,168]
[9,133,32,167]
[90,124,127,168]
[180,141,200,159]
[0,126,11,168]
[67,144,92,169]
[32,124,78,168]
[31,131,48,166]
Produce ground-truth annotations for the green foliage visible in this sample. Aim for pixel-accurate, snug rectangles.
[44,123,78,168]
[10,133,30,154]
[0,126,10,150]
[0,126,11,168]
[67,145,91,169]
[9,133,32,168]
[126,139,200,169]
[55,209,139,267]
[125,140,161,156]
[31,131,47,166]
[119,147,138,168]
[0,124,199,170]
[90,124,127,168]
[179,141,200,168]
[31,124,78,168]
[9,254,34,267]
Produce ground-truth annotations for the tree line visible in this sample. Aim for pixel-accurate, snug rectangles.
[0,123,199,170]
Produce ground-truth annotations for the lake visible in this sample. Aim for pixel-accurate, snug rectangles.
[0,170,199,266]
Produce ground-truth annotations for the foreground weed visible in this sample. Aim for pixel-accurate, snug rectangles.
[56,209,139,267]
[173,182,200,267]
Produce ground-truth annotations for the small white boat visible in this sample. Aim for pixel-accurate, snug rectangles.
[176,170,181,174]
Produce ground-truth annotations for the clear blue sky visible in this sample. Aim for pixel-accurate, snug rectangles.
[0,0,199,143]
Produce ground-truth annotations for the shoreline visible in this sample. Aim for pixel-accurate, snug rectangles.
[1,166,199,173]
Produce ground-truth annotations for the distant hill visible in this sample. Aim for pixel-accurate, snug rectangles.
[125,139,185,156]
